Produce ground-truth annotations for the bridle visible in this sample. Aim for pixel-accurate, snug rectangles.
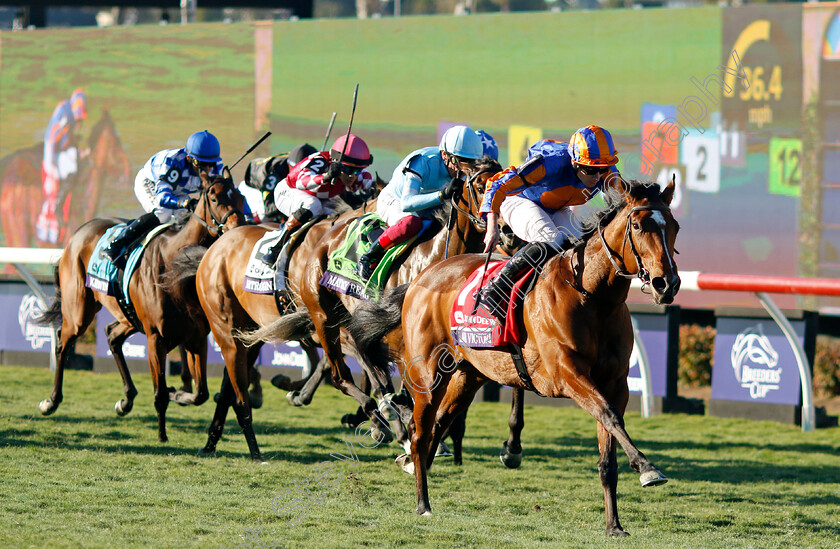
[597,204,672,291]
[191,178,244,237]
[447,166,492,233]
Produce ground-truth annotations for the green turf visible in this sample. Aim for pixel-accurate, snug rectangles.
[1,365,839,548]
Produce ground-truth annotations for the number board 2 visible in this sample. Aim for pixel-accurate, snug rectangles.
[680,130,720,194]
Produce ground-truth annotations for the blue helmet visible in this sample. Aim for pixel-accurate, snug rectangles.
[475,130,498,160]
[186,130,222,163]
[439,125,483,160]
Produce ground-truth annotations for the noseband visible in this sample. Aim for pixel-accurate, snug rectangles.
[597,205,672,289]
[191,180,244,237]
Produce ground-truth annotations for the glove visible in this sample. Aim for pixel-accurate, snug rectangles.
[439,178,463,201]
[322,161,343,183]
[176,197,198,210]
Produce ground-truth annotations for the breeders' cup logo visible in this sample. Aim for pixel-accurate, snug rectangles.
[18,294,52,350]
[730,324,781,399]
[627,343,643,393]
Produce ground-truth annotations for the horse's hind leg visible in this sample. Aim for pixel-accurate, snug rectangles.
[447,410,466,466]
[500,387,524,469]
[284,344,326,406]
[105,320,139,416]
[247,345,263,409]
[598,423,627,537]
[40,286,98,415]
[178,345,193,393]
[146,334,171,443]
[172,336,209,407]
[199,368,234,457]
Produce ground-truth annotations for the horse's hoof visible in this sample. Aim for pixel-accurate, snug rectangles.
[608,527,630,537]
[285,391,302,406]
[270,374,293,390]
[395,453,415,475]
[167,386,176,394]
[500,441,522,469]
[371,423,393,445]
[640,469,668,487]
[114,399,133,416]
[197,447,216,458]
[377,394,399,421]
[249,391,263,410]
[420,511,432,517]
[39,399,57,416]
[435,441,453,458]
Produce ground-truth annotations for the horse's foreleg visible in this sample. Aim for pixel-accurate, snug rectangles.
[286,354,327,406]
[598,423,627,537]
[227,345,263,462]
[500,387,525,469]
[247,345,263,409]
[448,410,466,466]
[147,335,170,443]
[178,345,193,393]
[105,320,138,416]
[200,368,233,457]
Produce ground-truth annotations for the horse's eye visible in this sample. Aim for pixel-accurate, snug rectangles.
[632,222,641,231]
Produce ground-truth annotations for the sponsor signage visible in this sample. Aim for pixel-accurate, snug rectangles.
[711,316,809,405]
[0,286,55,352]
[627,309,678,398]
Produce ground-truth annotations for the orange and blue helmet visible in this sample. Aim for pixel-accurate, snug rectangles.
[70,88,87,121]
[568,125,618,167]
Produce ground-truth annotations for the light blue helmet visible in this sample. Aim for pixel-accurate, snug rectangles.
[186,130,222,163]
[439,125,483,160]
[475,129,498,160]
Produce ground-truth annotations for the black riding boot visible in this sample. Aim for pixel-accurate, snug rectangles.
[103,212,160,262]
[477,241,560,322]
[260,225,293,266]
[355,241,386,281]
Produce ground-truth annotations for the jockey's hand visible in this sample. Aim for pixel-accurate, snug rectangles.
[438,177,463,201]
[176,197,198,210]
[322,161,342,183]
[483,213,500,253]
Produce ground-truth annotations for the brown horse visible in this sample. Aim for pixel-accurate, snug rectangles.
[0,109,130,248]
[238,159,500,453]
[349,180,679,536]
[36,170,249,443]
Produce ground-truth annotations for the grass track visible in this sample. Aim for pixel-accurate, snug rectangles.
[1,365,840,548]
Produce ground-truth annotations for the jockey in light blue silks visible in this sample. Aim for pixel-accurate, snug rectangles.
[354,125,484,281]
[103,130,251,262]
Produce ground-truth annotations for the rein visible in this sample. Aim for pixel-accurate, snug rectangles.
[448,168,490,233]
[596,204,671,291]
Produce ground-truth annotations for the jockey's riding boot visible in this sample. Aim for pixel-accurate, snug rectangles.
[261,219,302,266]
[477,241,559,322]
[355,241,386,282]
[103,212,160,262]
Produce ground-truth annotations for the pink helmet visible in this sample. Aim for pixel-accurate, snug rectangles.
[330,134,373,167]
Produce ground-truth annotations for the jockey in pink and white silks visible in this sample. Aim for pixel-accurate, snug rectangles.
[259,134,374,266]
[478,125,622,321]
[103,130,251,262]
[354,125,484,281]
[38,88,87,244]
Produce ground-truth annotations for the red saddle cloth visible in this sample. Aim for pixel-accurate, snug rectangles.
[449,260,535,348]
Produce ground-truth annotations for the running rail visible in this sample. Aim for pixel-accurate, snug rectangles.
[0,247,63,372]
[634,271,840,432]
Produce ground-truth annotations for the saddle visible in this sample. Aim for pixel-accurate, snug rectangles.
[319,213,432,301]
[86,222,172,331]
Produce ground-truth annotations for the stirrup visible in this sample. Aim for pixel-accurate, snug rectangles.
[478,286,507,321]
[355,257,374,281]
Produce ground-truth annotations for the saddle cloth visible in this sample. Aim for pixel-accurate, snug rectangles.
[242,230,284,294]
[449,260,535,349]
[319,213,430,302]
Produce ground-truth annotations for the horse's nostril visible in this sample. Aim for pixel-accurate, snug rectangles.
[651,277,667,293]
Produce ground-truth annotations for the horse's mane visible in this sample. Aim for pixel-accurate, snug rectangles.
[577,180,663,244]
[432,155,502,226]
[87,108,117,148]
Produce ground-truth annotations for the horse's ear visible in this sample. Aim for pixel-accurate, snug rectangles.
[660,174,676,206]
[223,165,232,181]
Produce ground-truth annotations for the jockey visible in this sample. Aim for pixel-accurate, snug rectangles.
[478,125,622,321]
[240,143,318,223]
[37,88,88,244]
[354,125,483,281]
[476,129,499,161]
[103,130,249,261]
[259,134,374,266]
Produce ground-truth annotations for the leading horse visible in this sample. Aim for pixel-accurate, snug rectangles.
[349,180,679,536]
[37,170,249,443]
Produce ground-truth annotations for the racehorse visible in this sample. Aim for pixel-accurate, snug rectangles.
[0,108,130,248]
[349,180,679,536]
[240,158,501,457]
[36,169,249,443]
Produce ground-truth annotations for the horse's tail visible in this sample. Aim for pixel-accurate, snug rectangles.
[158,245,207,320]
[34,265,63,327]
[347,284,408,376]
[235,308,314,347]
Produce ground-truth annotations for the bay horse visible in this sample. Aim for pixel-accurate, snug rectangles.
[0,109,130,248]
[349,180,679,536]
[239,158,500,456]
[36,169,249,443]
